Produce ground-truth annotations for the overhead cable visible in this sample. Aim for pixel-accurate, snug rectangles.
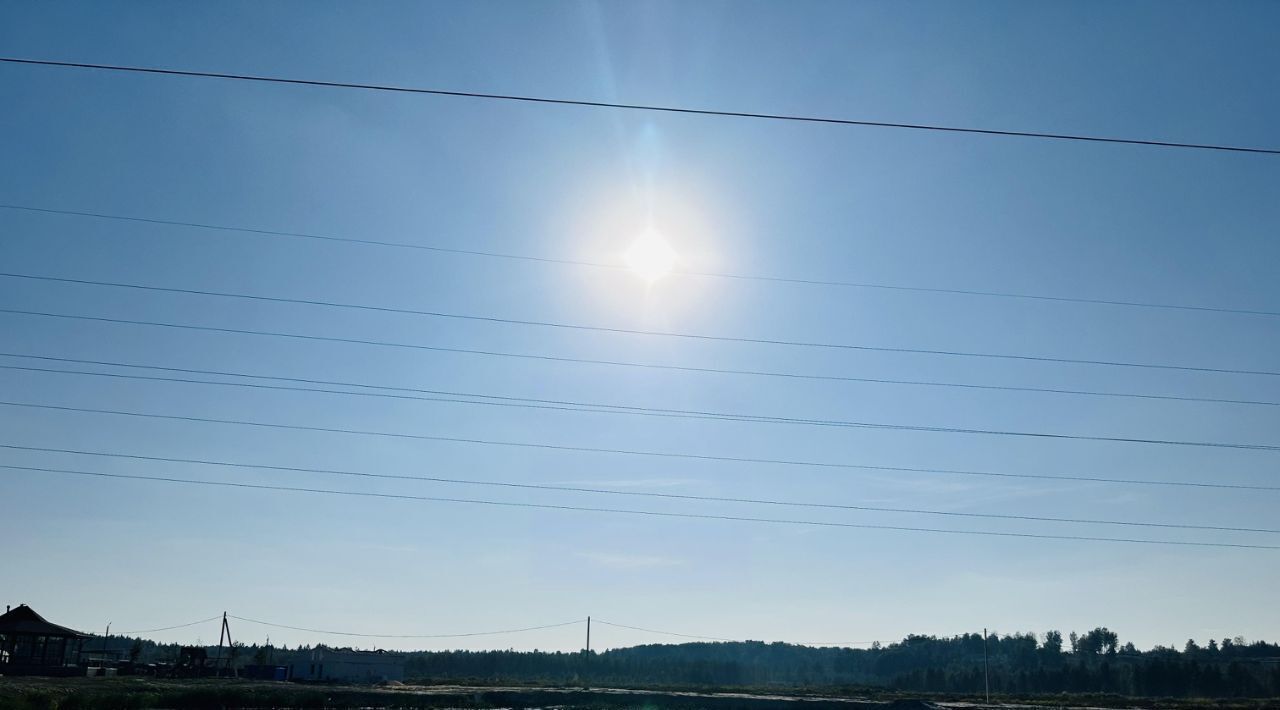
[1,400,1273,491]
[4,372,1278,451]
[115,616,224,635]
[1,57,1275,154]
[5,464,1276,550]
[228,614,585,639]
[4,204,1278,318]
[4,272,1278,377]
[3,321,1277,408]
[4,443,1273,534]
[593,619,876,647]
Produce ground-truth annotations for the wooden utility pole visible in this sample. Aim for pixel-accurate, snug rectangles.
[214,612,235,676]
[983,627,990,704]
[99,622,110,673]
[213,612,224,677]
[583,616,592,690]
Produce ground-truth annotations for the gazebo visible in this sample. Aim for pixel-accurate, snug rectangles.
[0,604,88,676]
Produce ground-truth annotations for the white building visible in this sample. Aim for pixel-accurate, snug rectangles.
[289,646,405,683]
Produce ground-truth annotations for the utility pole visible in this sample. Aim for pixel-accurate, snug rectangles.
[584,616,591,690]
[224,613,235,676]
[983,627,990,705]
[100,622,110,673]
[215,612,233,677]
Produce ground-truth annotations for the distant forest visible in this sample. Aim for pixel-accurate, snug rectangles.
[105,628,1280,699]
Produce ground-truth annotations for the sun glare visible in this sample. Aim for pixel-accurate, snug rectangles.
[624,229,679,282]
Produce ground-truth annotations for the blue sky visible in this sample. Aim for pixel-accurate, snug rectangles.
[2,1,1278,652]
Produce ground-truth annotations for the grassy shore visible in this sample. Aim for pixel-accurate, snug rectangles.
[1,677,1275,710]
[0,677,401,710]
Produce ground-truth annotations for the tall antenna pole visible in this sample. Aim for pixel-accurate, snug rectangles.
[586,616,591,656]
[983,627,990,704]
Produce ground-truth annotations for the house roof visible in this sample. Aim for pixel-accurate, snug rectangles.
[0,604,88,638]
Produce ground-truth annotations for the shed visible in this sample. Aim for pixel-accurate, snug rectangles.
[0,604,89,676]
[289,646,405,683]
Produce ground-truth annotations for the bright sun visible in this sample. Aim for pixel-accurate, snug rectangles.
[624,229,679,282]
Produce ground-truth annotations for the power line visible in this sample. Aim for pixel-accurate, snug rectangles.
[2,57,1276,155]
[0,363,667,419]
[5,464,1276,550]
[91,611,1280,657]
[6,443,1273,534]
[115,616,223,635]
[5,317,1277,409]
[6,368,1279,452]
[110,611,865,649]
[228,614,585,639]
[5,272,1279,378]
[2,400,1274,492]
[7,349,1275,430]
[591,619,737,643]
[6,204,1279,320]
[592,619,876,647]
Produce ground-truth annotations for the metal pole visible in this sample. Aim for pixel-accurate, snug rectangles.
[983,627,990,704]
[586,616,591,656]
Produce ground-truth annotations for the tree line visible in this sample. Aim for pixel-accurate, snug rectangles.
[103,628,1280,698]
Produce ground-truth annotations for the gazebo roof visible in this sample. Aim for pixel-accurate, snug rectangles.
[0,604,88,638]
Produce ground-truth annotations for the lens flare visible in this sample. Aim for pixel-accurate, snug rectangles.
[624,229,679,282]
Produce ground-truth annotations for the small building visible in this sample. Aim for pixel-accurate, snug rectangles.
[288,646,405,683]
[0,604,89,676]
[242,664,289,681]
